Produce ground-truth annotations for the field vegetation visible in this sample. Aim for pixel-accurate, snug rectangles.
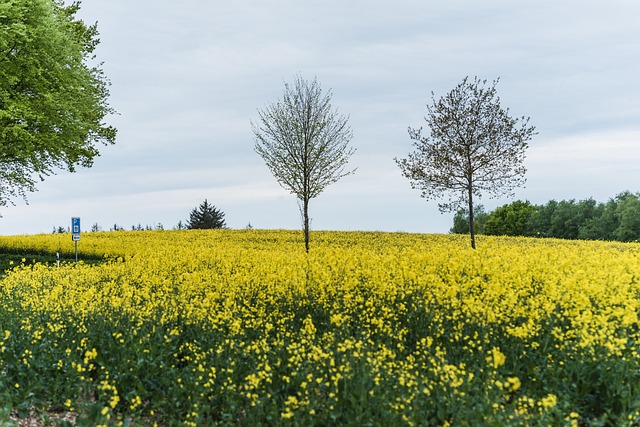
[0,230,639,426]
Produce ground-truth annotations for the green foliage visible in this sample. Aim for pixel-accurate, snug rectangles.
[462,191,640,242]
[526,199,557,237]
[450,205,488,234]
[547,199,591,239]
[484,200,536,236]
[531,193,640,241]
[0,0,116,206]
[612,191,640,242]
[186,199,226,229]
[578,199,617,240]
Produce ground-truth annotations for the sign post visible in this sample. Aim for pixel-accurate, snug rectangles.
[71,217,80,263]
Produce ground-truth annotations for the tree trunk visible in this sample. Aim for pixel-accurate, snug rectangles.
[468,188,476,249]
[303,197,310,253]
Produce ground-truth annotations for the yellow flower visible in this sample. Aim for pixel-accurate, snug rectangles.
[281,410,294,419]
[487,347,506,369]
[540,393,557,409]
[506,376,521,392]
[109,394,120,409]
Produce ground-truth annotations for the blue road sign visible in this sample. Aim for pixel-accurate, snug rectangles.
[72,217,81,238]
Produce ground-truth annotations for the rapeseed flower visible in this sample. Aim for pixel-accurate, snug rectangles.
[1,230,639,425]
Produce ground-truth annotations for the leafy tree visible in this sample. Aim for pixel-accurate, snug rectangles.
[528,200,557,237]
[578,201,612,240]
[450,209,469,235]
[548,200,576,239]
[613,191,640,242]
[484,200,536,236]
[450,205,488,234]
[548,199,597,240]
[186,199,226,230]
[252,75,355,252]
[0,0,116,207]
[565,198,599,239]
[396,77,536,249]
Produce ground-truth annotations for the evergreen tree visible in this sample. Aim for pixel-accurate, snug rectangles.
[186,199,226,229]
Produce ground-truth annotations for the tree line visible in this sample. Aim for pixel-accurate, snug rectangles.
[52,199,227,234]
[451,191,640,242]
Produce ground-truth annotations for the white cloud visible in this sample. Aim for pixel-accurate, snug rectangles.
[493,130,640,207]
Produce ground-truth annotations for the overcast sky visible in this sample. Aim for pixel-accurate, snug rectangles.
[1,0,639,235]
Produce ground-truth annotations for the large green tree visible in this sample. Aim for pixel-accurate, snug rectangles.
[483,200,536,236]
[612,192,640,242]
[578,199,616,241]
[396,77,536,249]
[252,75,355,252]
[0,0,116,207]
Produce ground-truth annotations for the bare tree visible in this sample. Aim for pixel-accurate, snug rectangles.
[395,77,536,249]
[252,75,355,252]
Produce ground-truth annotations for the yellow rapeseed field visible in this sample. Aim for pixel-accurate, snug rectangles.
[1,229,639,426]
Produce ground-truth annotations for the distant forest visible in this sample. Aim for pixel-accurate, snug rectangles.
[452,191,640,242]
